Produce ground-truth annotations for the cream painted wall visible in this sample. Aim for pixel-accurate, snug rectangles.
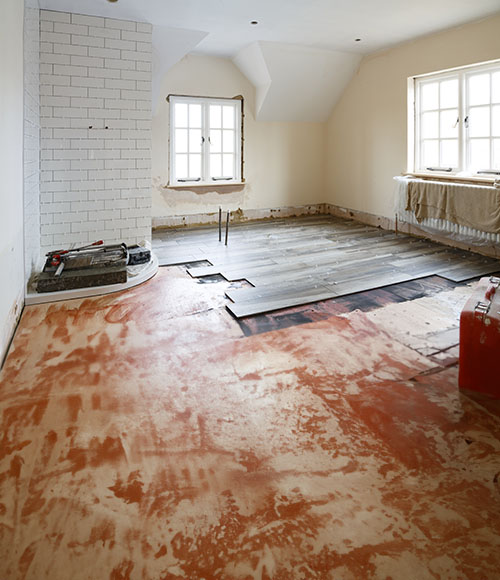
[326,13,500,219]
[152,54,326,220]
[0,0,25,363]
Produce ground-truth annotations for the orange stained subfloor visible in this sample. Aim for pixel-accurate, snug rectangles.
[1,267,499,580]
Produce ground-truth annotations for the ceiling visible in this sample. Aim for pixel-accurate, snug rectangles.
[39,0,500,57]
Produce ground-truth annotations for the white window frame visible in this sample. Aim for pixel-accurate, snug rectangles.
[168,95,243,186]
[410,59,500,178]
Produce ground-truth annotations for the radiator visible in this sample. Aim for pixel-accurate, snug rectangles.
[394,176,500,246]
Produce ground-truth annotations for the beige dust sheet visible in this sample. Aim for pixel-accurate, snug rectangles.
[406,180,500,233]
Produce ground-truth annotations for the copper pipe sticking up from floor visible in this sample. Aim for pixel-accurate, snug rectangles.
[225,212,230,246]
[219,207,222,242]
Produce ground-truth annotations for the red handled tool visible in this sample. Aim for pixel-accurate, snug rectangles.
[47,240,104,273]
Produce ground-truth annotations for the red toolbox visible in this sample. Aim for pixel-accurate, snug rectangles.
[459,276,500,397]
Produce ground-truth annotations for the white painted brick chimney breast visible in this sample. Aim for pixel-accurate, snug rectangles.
[39,10,152,253]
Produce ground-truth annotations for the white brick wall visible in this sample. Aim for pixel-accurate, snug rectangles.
[24,0,41,284]
[39,10,152,252]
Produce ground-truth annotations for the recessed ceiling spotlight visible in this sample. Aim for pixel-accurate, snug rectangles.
[355,38,362,42]
[250,20,259,25]
[107,0,119,3]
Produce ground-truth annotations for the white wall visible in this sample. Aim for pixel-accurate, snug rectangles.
[24,0,41,284]
[39,10,152,254]
[152,54,326,222]
[325,13,500,219]
[0,0,25,363]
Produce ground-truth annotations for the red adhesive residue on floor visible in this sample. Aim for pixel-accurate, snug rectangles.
[0,268,499,579]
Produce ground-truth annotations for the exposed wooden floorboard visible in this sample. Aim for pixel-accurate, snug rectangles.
[153,215,500,318]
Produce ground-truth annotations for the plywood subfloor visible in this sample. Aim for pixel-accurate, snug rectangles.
[2,267,500,579]
[153,215,500,318]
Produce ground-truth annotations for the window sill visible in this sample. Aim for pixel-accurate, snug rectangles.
[403,172,497,186]
[165,181,245,190]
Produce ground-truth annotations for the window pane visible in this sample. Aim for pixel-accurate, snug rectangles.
[440,109,458,138]
[189,129,202,153]
[176,154,188,178]
[469,139,490,169]
[210,105,221,128]
[440,140,458,167]
[493,139,500,169]
[210,154,222,177]
[223,105,235,129]
[421,82,438,110]
[468,106,490,137]
[175,129,188,153]
[223,154,234,177]
[223,130,235,153]
[189,104,202,128]
[492,105,500,137]
[468,73,490,106]
[210,130,222,152]
[422,140,439,167]
[440,79,458,108]
[422,112,438,138]
[189,154,201,178]
[174,103,188,127]
[493,72,500,104]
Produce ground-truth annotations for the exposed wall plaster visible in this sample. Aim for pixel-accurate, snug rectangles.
[153,204,329,229]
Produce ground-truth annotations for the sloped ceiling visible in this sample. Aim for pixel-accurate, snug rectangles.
[39,0,500,122]
[152,26,207,113]
[39,0,500,57]
[234,42,361,122]
[232,43,271,118]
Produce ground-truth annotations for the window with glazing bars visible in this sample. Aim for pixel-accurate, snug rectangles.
[169,95,242,185]
[414,61,500,175]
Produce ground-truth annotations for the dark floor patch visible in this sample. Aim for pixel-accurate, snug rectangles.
[228,280,253,290]
[196,274,226,284]
[182,260,212,268]
[193,275,254,287]
[386,275,458,300]
[236,275,473,337]
[158,260,212,269]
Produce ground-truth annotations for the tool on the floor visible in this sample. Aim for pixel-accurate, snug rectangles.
[48,240,104,271]
[44,243,128,276]
[127,245,151,265]
[225,211,230,246]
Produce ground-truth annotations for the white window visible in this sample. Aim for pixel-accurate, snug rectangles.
[169,95,242,186]
[412,60,500,176]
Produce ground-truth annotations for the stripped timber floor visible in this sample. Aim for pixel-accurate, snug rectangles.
[153,215,500,318]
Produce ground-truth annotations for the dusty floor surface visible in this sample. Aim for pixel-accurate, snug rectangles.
[1,268,499,580]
